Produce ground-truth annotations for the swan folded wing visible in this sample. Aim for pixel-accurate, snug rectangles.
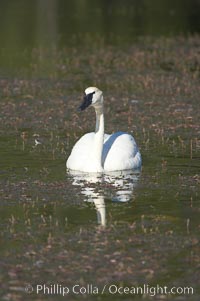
[103,132,141,171]
[66,133,95,171]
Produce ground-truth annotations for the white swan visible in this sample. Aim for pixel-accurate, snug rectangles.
[66,87,142,173]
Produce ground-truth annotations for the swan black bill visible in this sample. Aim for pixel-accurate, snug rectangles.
[77,92,95,111]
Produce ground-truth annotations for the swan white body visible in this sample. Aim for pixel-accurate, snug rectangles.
[67,87,142,173]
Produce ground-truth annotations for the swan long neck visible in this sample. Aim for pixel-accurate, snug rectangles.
[94,105,104,170]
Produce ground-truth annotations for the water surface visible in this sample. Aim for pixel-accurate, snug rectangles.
[0,2,200,300]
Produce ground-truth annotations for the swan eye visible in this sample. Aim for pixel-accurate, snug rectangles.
[88,91,95,97]
[84,91,95,104]
[78,91,95,111]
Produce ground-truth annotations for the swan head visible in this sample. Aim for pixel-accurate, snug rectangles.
[78,87,103,111]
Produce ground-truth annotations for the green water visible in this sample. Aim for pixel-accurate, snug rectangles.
[0,1,200,301]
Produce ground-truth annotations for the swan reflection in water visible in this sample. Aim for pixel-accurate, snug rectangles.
[68,170,140,226]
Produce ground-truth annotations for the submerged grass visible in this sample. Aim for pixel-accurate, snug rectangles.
[0,35,200,300]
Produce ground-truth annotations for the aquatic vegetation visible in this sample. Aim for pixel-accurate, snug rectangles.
[0,35,200,300]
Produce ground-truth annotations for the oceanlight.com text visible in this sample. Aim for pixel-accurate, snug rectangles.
[25,283,194,297]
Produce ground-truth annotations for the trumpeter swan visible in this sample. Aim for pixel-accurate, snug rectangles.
[66,87,142,173]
